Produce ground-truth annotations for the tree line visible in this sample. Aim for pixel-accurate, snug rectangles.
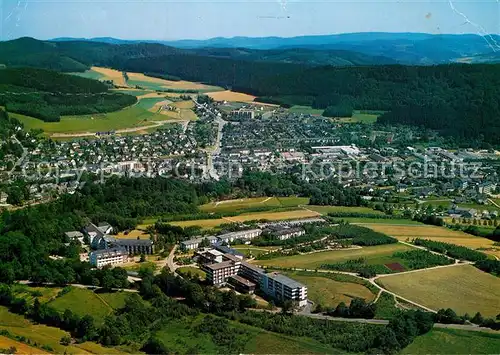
[0,68,136,122]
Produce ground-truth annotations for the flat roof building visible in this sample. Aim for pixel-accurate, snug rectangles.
[260,272,308,307]
[89,247,127,268]
[180,236,219,251]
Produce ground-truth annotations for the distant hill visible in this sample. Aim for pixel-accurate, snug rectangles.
[0,37,396,72]
[51,32,500,64]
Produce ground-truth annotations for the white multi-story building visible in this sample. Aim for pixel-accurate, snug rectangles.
[89,247,128,268]
[260,272,308,307]
[217,229,262,244]
[180,236,219,251]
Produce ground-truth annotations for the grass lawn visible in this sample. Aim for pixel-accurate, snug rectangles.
[0,306,104,354]
[177,266,206,279]
[10,98,168,135]
[253,243,413,269]
[11,285,61,305]
[377,264,500,317]
[110,89,152,96]
[0,335,51,354]
[365,224,500,259]
[48,287,112,323]
[169,209,320,229]
[283,271,375,308]
[199,196,309,213]
[115,229,150,239]
[288,105,324,115]
[97,291,130,310]
[374,292,399,320]
[232,245,279,257]
[231,209,320,222]
[155,315,338,354]
[334,111,379,124]
[402,328,500,354]
[349,218,422,224]
[305,205,384,215]
[69,68,105,81]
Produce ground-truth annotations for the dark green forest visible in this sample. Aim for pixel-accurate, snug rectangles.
[0,67,136,122]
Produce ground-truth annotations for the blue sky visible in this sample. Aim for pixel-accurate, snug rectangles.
[0,0,498,40]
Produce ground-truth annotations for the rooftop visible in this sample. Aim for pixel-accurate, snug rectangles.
[115,238,153,246]
[229,274,256,288]
[206,260,237,271]
[91,247,127,258]
[266,272,306,289]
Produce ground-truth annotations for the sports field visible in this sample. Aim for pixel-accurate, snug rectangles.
[199,196,309,213]
[206,90,257,102]
[365,224,500,259]
[377,264,500,317]
[402,328,500,354]
[284,272,375,308]
[288,106,324,115]
[253,243,413,269]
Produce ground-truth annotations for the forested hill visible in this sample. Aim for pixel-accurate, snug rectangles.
[0,67,136,122]
[0,37,397,72]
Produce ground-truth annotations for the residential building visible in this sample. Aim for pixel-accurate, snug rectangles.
[89,247,127,268]
[260,272,308,307]
[203,259,241,286]
[180,235,219,251]
[114,239,154,255]
[269,227,305,240]
[228,275,256,294]
[216,229,262,244]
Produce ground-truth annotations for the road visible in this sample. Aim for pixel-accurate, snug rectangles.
[166,245,179,276]
[192,97,227,180]
[8,135,28,178]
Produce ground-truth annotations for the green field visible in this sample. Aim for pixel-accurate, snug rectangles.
[97,291,130,310]
[0,306,127,354]
[110,89,152,96]
[402,328,500,354]
[199,196,309,213]
[253,243,413,269]
[232,245,279,257]
[378,264,500,317]
[176,266,206,279]
[48,287,114,323]
[288,105,324,115]
[154,315,338,354]
[305,205,384,215]
[69,69,105,81]
[283,271,376,308]
[11,100,168,134]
